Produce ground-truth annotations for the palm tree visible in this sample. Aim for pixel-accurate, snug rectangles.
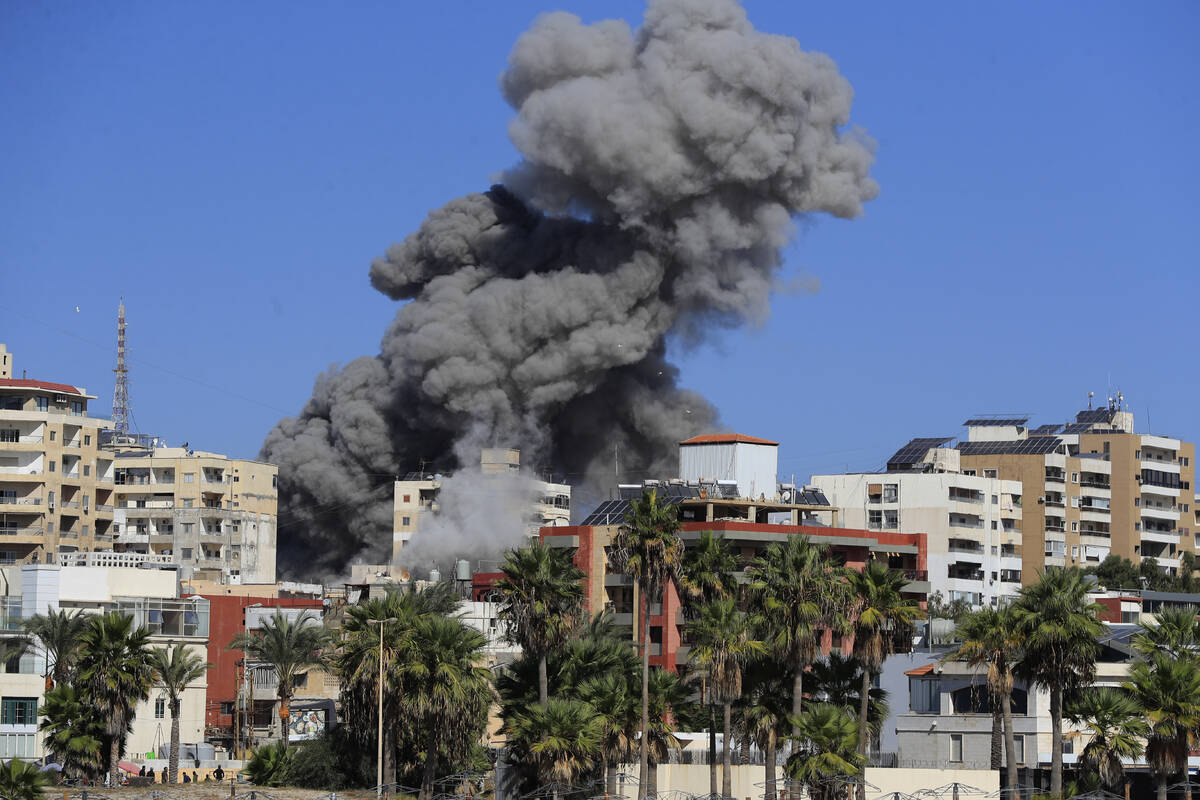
[579,672,638,798]
[1065,687,1147,795]
[494,540,585,704]
[75,611,155,784]
[228,609,332,748]
[645,667,691,800]
[807,654,890,743]
[406,615,493,800]
[613,488,684,792]
[24,607,88,688]
[681,531,738,610]
[848,560,923,800]
[39,684,106,780]
[507,698,602,800]
[787,703,865,800]
[688,597,764,797]
[151,643,210,783]
[750,537,849,741]
[1133,605,1200,662]
[947,605,1022,790]
[0,758,51,800]
[742,661,790,800]
[1125,654,1200,800]
[1012,568,1104,800]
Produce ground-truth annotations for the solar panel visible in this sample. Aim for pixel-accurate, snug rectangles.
[956,437,1063,456]
[1076,409,1117,424]
[579,495,691,525]
[886,437,954,469]
[1060,423,1094,434]
[1031,424,1063,436]
[963,417,1029,427]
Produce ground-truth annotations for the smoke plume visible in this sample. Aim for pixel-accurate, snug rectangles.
[263,0,878,579]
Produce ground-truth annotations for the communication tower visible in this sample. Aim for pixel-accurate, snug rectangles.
[112,299,131,435]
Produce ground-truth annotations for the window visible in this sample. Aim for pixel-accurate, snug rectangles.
[1,698,37,725]
[220,702,235,716]
[181,523,194,534]
[48,491,55,508]
[1135,497,1141,507]
[83,435,90,446]
[991,495,998,503]
[984,469,997,479]
[69,401,82,416]
[1046,540,1065,558]
[1072,522,1078,532]
[950,734,963,763]
[868,510,882,529]
[883,510,899,529]
[83,465,90,477]
[81,525,88,537]
[181,548,193,560]
[401,516,411,526]
[272,475,277,489]
[35,398,48,412]
[1071,546,1080,559]
[1014,735,1025,765]
[909,678,940,713]
[184,473,195,483]
[403,494,411,503]
[883,484,899,503]
[962,469,976,476]
[0,430,15,444]
[991,521,998,530]
[155,698,166,719]
[48,461,55,473]
[183,499,193,509]
[1072,472,1079,483]
[49,431,56,442]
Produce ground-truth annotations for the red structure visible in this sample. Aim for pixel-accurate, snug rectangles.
[193,593,323,745]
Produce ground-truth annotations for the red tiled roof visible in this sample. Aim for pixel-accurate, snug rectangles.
[0,378,86,396]
[680,433,779,446]
[904,663,936,677]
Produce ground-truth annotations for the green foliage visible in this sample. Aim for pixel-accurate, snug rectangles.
[1085,554,1200,593]
[680,531,738,612]
[807,653,890,737]
[0,757,52,800]
[24,607,87,686]
[1124,653,1200,792]
[506,698,602,787]
[1065,687,1147,792]
[278,730,370,790]
[787,703,865,800]
[40,684,107,780]
[244,740,295,787]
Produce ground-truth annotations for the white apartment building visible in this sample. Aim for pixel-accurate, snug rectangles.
[813,446,1023,607]
[0,563,208,760]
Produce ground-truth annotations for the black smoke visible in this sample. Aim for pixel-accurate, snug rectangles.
[263,0,878,579]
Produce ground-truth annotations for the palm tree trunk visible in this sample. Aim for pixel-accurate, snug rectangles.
[607,764,618,799]
[722,701,733,798]
[109,734,120,787]
[600,755,610,798]
[384,724,396,785]
[990,703,1003,771]
[709,703,718,796]
[739,727,750,766]
[1001,691,1018,794]
[1049,685,1062,800]
[170,698,182,783]
[420,725,439,800]
[648,755,658,799]
[279,691,291,748]
[857,669,871,800]
[538,653,549,706]
[765,727,777,800]
[638,587,650,795]
[792,663,804,737]
[1157,774,1167,800]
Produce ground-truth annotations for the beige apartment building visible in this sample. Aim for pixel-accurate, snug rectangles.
[0,346,117,564]
[954,405,1195,581]
[110,446,278,584]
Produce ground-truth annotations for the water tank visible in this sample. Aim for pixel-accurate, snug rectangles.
[456,559,472,581]
[429,568,442,583]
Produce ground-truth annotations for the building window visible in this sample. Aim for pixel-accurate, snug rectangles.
[950,734,963,763]
[49,430,56,442]
[181,548,192,560]
[155,698,166,719]
[984,469,997,479]
[401,516,411,526]
[1135,450,1141,459]
[883,510,899,529]
[36,398,48,412]
[909,678,941,713]
[1072,546,1080,559]
[83,435,91,446]
[181,523,194,534]
[403,494,411,503]
[220,702,235,716]
[83,465,90,477]
[868,510,882,530]
[70,401,83,417]
[1014,735,1025,765]
[48,461,55,473]
[1071,522,1078,532]
[883,484,899,503]
[184,473,195,483]
[0,698,37,725]
[183,499,193,509]
[1072,472,1079,483]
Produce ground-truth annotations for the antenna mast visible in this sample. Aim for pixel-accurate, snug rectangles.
[112,298,131,435]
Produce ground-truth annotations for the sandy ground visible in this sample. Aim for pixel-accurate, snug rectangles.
[47,786,397,800]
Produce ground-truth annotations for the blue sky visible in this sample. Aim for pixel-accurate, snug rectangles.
[3,1,1198,486]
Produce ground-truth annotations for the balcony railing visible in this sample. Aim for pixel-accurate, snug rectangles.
[0,527,43,537]
[0,435,43,444]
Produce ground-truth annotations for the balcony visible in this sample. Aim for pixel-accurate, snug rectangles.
[0,467,43,478]
[1045,470,1066,484]
[0,527,43,538]
[1079,478,1110,490]
[948,540,985,556]
[1141,506,1180,522]
[1141,458,1181,475]
[1141,529,1180,545]
[948,515,984,529]
[0,435,44,450]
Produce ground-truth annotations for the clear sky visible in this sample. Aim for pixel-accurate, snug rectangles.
[3,1,1198,488]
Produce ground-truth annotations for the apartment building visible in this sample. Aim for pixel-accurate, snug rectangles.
[391,448,570,557]
[812,453,1023,607]
[0,346,117,564]
[109,444,278,584]
[0,562,208,761]
[955,404,1196,579]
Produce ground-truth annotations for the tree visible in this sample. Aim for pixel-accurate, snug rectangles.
[687,597,764,797]
[75,611,155,784]
[807,654,890,743]
[506,698,601,800]
[644,667,692,800]
[1180,552,1198,593]
[848,560,923,800]
[613,489,684,793]
[1125,654,1200,800]
[1012,568,1104,800]
[741,660,791,800]
[1086,555,1141,591]
[1133,605,1200,662]
[151,643,210,783]
[406,615,493,800]
[947,605,1022,790]
[39,684,106,780]
[579,672,637,798]
[245,740,295,787]
[750,536,849,743]
[229,610,332,748]
[0,758,51,800]
[494,540,584,705]
[24,607,88,688]
[1065,687,1147,795]
[787,703,865,800]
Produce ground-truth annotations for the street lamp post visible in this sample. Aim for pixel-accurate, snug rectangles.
[368,617,397,799]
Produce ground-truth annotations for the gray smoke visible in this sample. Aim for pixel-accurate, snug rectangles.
[263,0,878,580]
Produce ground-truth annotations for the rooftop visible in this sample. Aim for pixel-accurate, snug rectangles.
[679,433,779,446]
[0,377,91,399]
